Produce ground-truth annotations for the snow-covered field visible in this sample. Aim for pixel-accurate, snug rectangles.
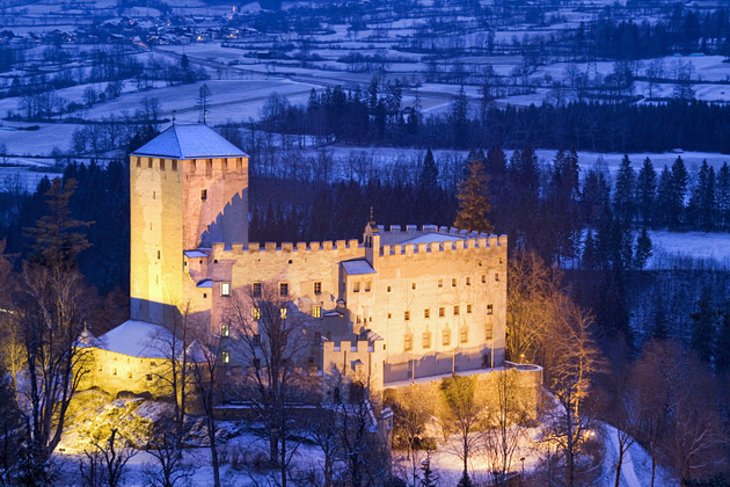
[649,231,730,269]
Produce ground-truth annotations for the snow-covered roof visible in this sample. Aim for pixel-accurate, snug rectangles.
[97,319,173,358]
[184,249,209,258]
[132,124,248,159]
[400,232,465,245]
[341,259,376,275]
[197,279,213,288]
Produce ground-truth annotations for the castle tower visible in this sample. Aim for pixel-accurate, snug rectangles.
[129,124,249,324]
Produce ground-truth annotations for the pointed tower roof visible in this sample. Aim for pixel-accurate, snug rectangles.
[132,124,248,159]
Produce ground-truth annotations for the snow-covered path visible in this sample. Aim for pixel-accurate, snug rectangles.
[606,425,642,487]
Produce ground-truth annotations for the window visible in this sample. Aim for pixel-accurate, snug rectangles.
[157,250,160,260]
[280,307,287,319]
[221,351,230,364]
[160,159,165,170]
[387,313,392,319]
[487,304,494,315]
[136,158,141,168]
[438,279,443,288]
[424,308,430,319]
[200,189,207,201]
[439,307,445,318]
[460,327,468,343]
[221,323,229,337]
[453,305,460,316]
[495,273,500,282]
[147,158,152,168]
[467,304,472,314]
[412,282,416,290]
[206,159,213,176]
[172,160,178,171]
[113,368,117,376]
[252,307,261,320]
[485,323,493,340]
[404,311,410,321]
[146,374,153,381]
[387,286,392,293]
[422,331,432,349]
[314,281,322,294]
[312,305,321,318]
[237,159,243,171]
[365,281,371,292]
[404,333,413,352]
[221,282,231,296]
[353,282,360,293]
[481,275,486,284]
[279,282,289,296]
[452,278,457,287]
[252,282,262,297]
[442,329,451,346]
[127,372,132,379]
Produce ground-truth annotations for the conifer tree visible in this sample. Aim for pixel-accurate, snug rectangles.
[652,301,670,341]
[716,162,730,230]
[419,451,439,487]
[451,86,469,148]
[613,154,636,224]
[582,230,597,270]
[669,156,688,228]
[486,146,507,228]
[634,227,653,270]
[635,157,656,226]
[454,159,493,234]
[656,166,674,227]
[688,160,717,230]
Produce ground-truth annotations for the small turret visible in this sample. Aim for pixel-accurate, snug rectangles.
[364,207,380,267]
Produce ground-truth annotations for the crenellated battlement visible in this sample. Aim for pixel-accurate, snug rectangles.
[208,238,363,258]
[323,339,377,354]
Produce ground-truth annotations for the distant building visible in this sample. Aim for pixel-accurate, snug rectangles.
[86,123,541,402]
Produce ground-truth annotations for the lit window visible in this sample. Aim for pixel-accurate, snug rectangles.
[422,332,432,349]
[252,282,262,297]
[404,333,413,352]
[313,305,321,318]
[442,329,451,346]
[280,307,287,319]
[454,305,460,316]
[221,351,230,364]
[460,327,468,343]
[439,307,445,318]
[252,307,261,320]
[200,189,207,200]
[424,308,430,319]
[314,281,322,294]
[221,323,230,337]
[404,311,410,321]
[221,282,231,296]
[467,304,472,314]
[279,282,289,296]
[487,304,493,315]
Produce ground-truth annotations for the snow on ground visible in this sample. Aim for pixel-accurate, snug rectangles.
[601,423,675,487]
[648,231,730,269]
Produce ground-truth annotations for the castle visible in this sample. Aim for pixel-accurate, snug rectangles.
[85,124,540,400]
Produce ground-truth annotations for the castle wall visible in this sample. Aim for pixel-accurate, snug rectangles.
[82,347,172,398]
[322,339,387,395]
[130,156,185,324]
[346,230,508,381]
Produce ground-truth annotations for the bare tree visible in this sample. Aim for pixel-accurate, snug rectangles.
[145,419,195,487]
[189,323,224,487]
[80,428,137,487]
[227,282,317,486]
[541,299,603,487]
[482,369,529,487]
[438,375,486,485]
[16,179,93,479]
